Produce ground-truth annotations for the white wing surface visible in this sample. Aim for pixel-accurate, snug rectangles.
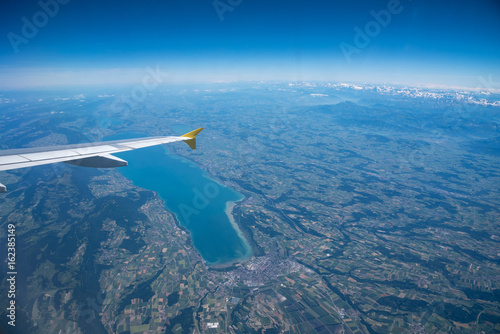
[0,128,204,193]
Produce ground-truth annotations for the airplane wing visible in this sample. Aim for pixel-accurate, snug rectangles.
[0,128,204,193]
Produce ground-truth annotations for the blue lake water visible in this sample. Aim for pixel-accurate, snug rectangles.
[105,132,252,265]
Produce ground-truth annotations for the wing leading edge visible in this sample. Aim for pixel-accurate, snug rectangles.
[0,128,204,193]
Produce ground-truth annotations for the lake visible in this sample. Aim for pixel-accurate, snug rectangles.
[106,132,252,265]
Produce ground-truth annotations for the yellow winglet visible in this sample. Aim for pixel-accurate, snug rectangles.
[180,128,204,150]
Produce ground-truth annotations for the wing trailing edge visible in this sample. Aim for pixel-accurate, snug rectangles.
[64,154,128,168]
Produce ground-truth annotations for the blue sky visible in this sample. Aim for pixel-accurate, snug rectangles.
[1,0,499,88]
